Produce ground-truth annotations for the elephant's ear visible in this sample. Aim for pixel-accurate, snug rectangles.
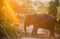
[25,14,31,22]
[26,14,32,19]
[26,14,33,23]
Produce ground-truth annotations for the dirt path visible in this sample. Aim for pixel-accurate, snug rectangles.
[20,34,60,39]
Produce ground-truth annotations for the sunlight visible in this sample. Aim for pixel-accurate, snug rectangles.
[12,0,24,6]
[39,0,51,3]
[3,0,19,26]
[27,25,34,33]
[30,0,51,3]
[38,28,49,33]
[3,0,14,14]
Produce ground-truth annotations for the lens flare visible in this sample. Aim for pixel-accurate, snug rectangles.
[2,0,19,26]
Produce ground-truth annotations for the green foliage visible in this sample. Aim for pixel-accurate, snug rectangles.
[0,20,23,39]
[0,12,22,39]
[58,6,60,19]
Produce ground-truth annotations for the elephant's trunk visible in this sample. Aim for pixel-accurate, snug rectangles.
[24,24,27,34]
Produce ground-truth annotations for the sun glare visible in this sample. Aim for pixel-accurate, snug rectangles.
[39,0,51,3]
[3,0,14,14]
[3,0,19,26]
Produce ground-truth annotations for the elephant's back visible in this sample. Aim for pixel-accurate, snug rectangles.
[33,14,57,27]
[35,14,56,22]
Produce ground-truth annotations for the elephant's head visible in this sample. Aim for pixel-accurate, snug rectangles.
[24,14,33,34]
[24,14,33,26]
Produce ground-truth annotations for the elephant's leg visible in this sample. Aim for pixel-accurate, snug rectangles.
[32,26,38,35]
[24,25,27,35]
[50,29,55,37]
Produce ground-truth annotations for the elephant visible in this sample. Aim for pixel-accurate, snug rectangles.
[24,14,57,36]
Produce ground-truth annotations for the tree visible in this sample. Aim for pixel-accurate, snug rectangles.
[48,0,59,18]
[48,0,60,34]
